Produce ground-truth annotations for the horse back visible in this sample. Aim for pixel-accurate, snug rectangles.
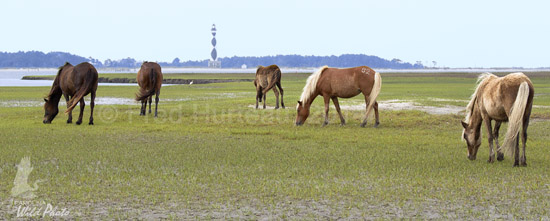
[138,62,163,90]
[59,62,98,96]
[255,65,280,88]
[480,73,533,120]
[318,66,376,98]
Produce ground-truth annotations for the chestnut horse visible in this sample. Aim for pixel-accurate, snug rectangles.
[254,65,285,109]
[136,61,163,117]
[43,62,98,125]
[295,66,382,127]
[461,73,534,166]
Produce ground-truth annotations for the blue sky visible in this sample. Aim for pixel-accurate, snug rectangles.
[1,0,549,67]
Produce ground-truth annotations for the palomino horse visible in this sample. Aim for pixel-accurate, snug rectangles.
[254,65,285,109]
[43,62,98,125]
[296,66,382,127]
[136,61,163,117]
[461,73,534,166]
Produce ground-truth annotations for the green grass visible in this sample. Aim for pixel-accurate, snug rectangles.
[1,72,549,219]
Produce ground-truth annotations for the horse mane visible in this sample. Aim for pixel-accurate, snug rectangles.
[463,73,496,123]
[46,66,65,99]
[299,66,329,104]
[462,72,496,141]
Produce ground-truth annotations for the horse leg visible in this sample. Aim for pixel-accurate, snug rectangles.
[494,121,504,161]
[154,90,160,118]
[140,100,143,115]
[255,90,259,109]
[264,93,267,109]
[148,95,153,114]
[331,97,345,126]
[272,87,280,109]
[277,81,285,109]
[513,132,520,167]
[322,96,330,126]
[483,117,495,163]
[373,101,380,128]
[76,98,85,125]
[64,94,72,123]
[520,117,529,166]
[89,90,95,125]
[360,96,371,127]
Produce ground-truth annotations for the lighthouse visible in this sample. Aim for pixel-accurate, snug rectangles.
[208,24,221,68]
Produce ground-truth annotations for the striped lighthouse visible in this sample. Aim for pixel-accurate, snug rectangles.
[208,24,221,68]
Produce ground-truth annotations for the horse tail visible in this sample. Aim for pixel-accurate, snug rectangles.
[262,68,281,94]
[136,68,157,101]
[365,71,382,119]
[65,69,95,114]
[501,81,530,157]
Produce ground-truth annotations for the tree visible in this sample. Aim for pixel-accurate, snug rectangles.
[172,58,180,66]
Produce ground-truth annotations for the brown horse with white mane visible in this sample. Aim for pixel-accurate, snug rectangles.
[296,66,382,127]
[461,72,534,166]
[254,65,284,109]
[43,62,98,125]
[136,61,163,117]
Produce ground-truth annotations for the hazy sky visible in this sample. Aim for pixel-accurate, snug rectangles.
[2,0,549,67]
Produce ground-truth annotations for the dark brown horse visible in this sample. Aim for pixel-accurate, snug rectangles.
[43,62,98,125]
[461,72,534,166]
[136,61,163,117]
[254,65,285,109]
[295,66,382,127]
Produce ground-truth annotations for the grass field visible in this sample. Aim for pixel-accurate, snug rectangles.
[1,71,549,219]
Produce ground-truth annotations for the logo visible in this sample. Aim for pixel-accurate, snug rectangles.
[9,156,71,218]
[11,157,42,199]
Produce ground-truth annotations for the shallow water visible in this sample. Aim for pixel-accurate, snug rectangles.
[248,99,466,115]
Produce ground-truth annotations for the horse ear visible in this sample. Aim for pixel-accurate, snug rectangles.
[297,101,302,105]
[461,121,468,129]
[44,98,48,102]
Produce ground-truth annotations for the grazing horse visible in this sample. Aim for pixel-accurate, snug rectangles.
[136,61,163,117]
[461,73,534,166]
[254,65,285,109]
[43,62,98,125]
[295,66,382,127]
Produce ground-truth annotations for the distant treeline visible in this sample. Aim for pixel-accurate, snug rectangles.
[0,51,423,69]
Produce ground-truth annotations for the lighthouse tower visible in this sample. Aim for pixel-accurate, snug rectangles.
[208,24,221,68]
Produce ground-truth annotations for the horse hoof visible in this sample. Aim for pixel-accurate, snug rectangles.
[275,106,279,109]
[76,121,82,125]
[282,106,285,109]
[89,122,94,125]
[374,122,380,128]
[497,153,504,161]
[67,120,72,124]
[360,123,366,128]
[487,158,494,163]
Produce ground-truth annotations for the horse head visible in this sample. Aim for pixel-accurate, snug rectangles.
[43,98,59,124]
[295,101,310,126]
[461,121,481,160]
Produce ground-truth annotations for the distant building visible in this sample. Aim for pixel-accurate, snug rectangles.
[208,24,221,68]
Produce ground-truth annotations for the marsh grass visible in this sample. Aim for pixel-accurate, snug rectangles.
[1,72,549,219]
